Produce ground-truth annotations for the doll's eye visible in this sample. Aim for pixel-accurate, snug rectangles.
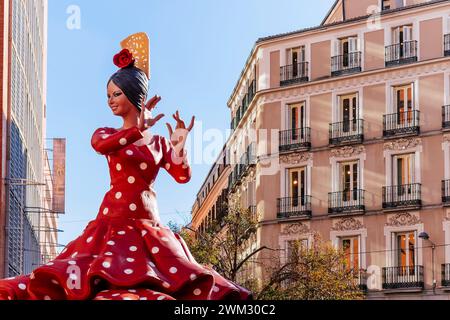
[114,92,122,97]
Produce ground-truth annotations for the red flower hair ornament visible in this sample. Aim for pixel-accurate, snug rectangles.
[113,48,135,69]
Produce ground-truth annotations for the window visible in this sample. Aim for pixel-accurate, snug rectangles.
[334,36,359,67]
[287,46,306,77]
[339,161,360,201]
[341,236,360,271]
[289,167,307,206]
[392,25,414,58]
[395,231,417,268]
[393,153,415,186]
[339,93,359,132]
[288,102,306,139]
[286,239,308,262]
[393,84,414,122]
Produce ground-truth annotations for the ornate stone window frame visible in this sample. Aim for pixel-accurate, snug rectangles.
[278,222,313,265]
[330,146,366,193]
[279,152,313,198]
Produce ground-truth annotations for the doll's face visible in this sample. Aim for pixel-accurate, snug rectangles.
[107,81,137,117]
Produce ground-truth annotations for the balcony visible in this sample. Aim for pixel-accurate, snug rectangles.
[329,119,364,146]
[383,110,420,138]
[385,41,418,67]
[382,265,424,290]
[331,52,362,77]
[442,180,450,205]
[279,128,311,153]
[442,264,450,287]
[443,105,450,130]
[277,196,312,219]
[351,269,368,292]
[328,190,365,216]
[280,62,309,86]
[382,183,421,210]
[445,34,450,56]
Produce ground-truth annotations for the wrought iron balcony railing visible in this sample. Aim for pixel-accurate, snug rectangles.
[277,196,312,219]
[350,269,368,292]
[382,265,424,290]
[442,264,450,287]
[443,180,450,205]
[382,183,421,209]
[279,128,311,152]
[383,110,420,138]
[280,62,309,86]
[385,41,418,67]
[328,190,365,215]
[445,34,450,56]
[443,105,450,129]
[331,52,362,77]
[329,119,364,146]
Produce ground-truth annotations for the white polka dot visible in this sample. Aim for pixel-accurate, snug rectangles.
[103,208,109,215]
[86,236,93,243]
[141,230,148,237]
[102,261,111,268]
[99,130,106,134]
[190,274,197,281]
[112,293,120,297]
[213,286,220,293]
[68,261,76,265]
[140,297,148,300]
[182,164,189,169]
[51,280,59,285]
[151,247,160,254]
[119,138,127,145]
[193,289,201,296]
[116,163,122,171]
[18,283,26,290]
[117,231,126,235]
[129,203,137,211]
[115,192,122,199]
[69,274,78,280]
[157,296,165,300]
[126,150,133,156]
[124,269,134,275]
[149,262,156,268]
[128,176,135,184]
[129,246,137,252]
[169,267,177,274]
[101,134,110,139]
[147,270,155,277]
[44,296,52,300]
[128,289,137,293]
[47,262,54,266]
[140,163,148,170]
[107,241,115,246]
[126,258,135,263]
[161,237,169,242]
[165,163,171,170]
[179,177,187,181]
[105,252,113,256]
[71,252,78,258]
[92,255,99,258]
[163,282,171,288]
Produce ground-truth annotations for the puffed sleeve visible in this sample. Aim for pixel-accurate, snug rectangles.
[160,129,192,184]
[91,127,143,155]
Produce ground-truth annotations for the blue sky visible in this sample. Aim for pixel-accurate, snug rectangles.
[46,0,335,248]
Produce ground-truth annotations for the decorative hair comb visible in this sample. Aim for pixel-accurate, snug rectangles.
[113,32,150,79]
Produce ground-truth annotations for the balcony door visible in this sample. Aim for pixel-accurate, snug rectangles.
[392,153,415,201]
[392,25,413,59]
[340,161,360,203]
[289,102,306,141]
[394,84,414,125]
[335,37,358,68]
[287,46,306,78]
[289,167,306,208]
[339,93,358,133]
[341,236,360,271]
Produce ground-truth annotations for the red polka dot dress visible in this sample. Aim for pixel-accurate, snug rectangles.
[0,127,253,300]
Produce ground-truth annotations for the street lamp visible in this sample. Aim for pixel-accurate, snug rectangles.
[418,231,436,293]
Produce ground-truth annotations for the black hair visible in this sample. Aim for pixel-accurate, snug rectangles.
[108,65,148,112]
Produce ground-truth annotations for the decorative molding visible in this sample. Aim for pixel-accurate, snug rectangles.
[383,138,422,151]
[280,222,310,236]
[386,212,422,227]
[331,217,365,231]
[330,146,365,159]
[279,152,313,164]
[444,134,450,143]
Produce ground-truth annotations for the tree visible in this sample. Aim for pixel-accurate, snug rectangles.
[256,234,365,300]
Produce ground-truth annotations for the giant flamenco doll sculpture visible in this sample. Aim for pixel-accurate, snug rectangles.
[0,33,252,301]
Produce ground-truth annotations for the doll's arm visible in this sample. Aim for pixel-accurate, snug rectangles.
[91,127,143,155]
[161,130,191,184]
